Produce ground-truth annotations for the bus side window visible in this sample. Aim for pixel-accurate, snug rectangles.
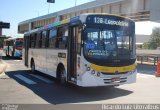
[45,30,49,48]
[35,32,41,48]
[57,26,68,49]
[25,35,29,48]
[39,32,42,48]
[49,28,57,48]
[30,34,36,48]
[36,32,42,48]
[42,31,47,48]
[31,34,36,48]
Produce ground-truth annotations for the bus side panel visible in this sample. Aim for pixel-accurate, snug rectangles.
[46,49,67,78]
[29,49,46,73]
[46,49,57,77]
[28,48,67,78]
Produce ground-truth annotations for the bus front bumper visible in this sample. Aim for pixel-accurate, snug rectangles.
[76,70,137,87]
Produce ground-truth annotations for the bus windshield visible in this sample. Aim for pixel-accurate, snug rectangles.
[15,41,23,47]
[84,27,135,61]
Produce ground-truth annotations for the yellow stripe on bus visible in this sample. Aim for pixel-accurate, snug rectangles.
[61,19,69,25]
[90,63,136,73]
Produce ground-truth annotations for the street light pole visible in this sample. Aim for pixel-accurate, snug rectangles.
[48,3,50,14]
[75,0,77,6]
[47,0,55,14]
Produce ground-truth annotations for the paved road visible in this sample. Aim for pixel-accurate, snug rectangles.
[0,56,160,106]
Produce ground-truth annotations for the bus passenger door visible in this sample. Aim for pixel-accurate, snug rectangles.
[67,26,78,81]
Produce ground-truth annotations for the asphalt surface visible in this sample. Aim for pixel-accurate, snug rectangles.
[0,55,160,109]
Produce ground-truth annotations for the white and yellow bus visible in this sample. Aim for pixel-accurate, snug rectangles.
[23,13,136,87]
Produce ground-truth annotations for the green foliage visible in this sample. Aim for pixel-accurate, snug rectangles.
[147,27,160,49]
[142,42,149,49]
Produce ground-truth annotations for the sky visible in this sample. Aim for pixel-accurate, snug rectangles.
[0,0,160,37]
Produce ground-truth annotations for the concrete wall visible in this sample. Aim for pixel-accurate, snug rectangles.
[18,0,158,33]
[150,0,160,22]
[137,49,160,55]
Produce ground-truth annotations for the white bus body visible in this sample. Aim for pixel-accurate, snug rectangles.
[24,14,137,87]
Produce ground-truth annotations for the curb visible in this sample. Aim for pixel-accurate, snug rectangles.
[0,72,5,76]
[0,60,7,74]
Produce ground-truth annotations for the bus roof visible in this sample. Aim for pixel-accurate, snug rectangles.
[24,13,134,35]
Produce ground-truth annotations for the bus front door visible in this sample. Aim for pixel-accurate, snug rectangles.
[67,26,78,82]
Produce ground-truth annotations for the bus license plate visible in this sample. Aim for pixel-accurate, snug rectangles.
[111,77,120,82]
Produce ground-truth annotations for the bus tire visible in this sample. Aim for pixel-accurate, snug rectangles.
[31,59,36,73]
[57,65,66,85]
[60,69,66,85]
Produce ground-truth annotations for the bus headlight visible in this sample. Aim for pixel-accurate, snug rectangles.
[85,64,91,71]
[97,72,100,77]
[91,70,95,74]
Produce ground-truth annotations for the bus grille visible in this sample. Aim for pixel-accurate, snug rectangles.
[101,72,127,75]
[103,77,127,84]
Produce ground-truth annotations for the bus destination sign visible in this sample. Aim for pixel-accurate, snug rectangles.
[86,15,129,27]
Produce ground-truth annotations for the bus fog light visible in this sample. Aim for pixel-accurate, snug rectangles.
[87,67,90,71]
[91,70,95,74]
[97,72,100,77]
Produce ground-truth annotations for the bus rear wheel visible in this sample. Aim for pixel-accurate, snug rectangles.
[59,68,66,85]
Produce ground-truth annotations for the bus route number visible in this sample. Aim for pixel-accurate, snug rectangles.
[94,17,104,24]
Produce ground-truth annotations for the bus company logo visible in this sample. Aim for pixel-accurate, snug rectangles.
[1,104,18,110]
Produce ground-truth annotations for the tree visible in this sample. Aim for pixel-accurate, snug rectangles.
[147,27,160,49]
[142,42,149,49]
